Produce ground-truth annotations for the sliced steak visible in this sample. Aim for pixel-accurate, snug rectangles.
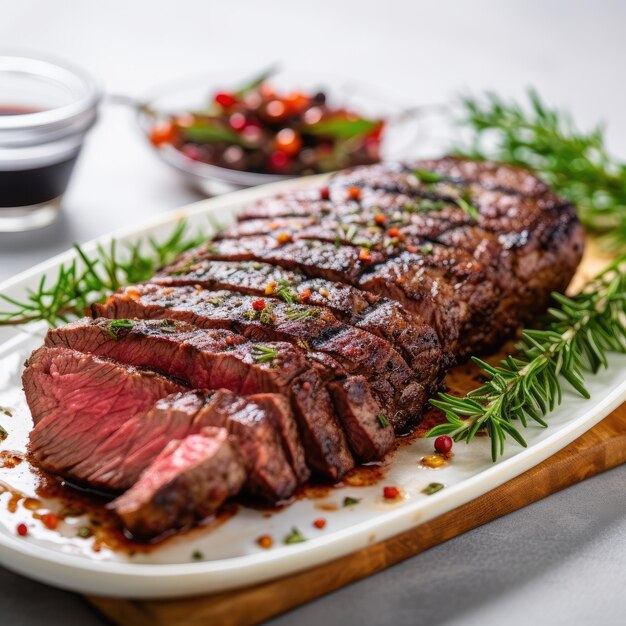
[153,259,445,382]
[93,284,424,427]
[247,392,309,483]
[110,427,246,538]
[98,388,296,501]
[24,346,185,477]
[46,318,355,479]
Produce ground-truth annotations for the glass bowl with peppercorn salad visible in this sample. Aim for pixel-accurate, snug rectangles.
[138,68,420,196]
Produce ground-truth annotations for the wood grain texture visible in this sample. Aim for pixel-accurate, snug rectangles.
[88,404,626,626]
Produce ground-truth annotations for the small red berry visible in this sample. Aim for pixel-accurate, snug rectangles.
[229,112,247,131]
[17,523,28,536]
[320,186,330,200]
[214,92,237,108]
[313,518,326,529]
[383,486,400,500]
[268,151,289,171]
[299,288,312,303]
[347,186,361,201]
[252,299,266,311]
[434,435,453,455]
[387,227,402,238]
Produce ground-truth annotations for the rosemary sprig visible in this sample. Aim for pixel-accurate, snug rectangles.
[454,89,626,251]
[0,220,206,327]
[428,255,626,460]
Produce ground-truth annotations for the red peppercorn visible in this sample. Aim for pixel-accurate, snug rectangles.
[268,151,289,171]
[41,513,59,530]
[434,435,453,455]
[252,299,266,311]
[383,486,400,500]
[299,288,312,303]
[374,214,386,226]
[359,248,372,263]
[406,244,419,253]
[214,92,237,108]
[320,186,330,200]
[347,186,361,201]
[16,523,28,536]
[387,227,402,238]
[229,112,247,131]
[313,518,327,529]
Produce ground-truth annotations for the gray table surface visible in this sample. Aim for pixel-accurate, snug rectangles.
[1,1,625,624]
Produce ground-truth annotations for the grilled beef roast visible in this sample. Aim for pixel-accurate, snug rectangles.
[22,157,584,536]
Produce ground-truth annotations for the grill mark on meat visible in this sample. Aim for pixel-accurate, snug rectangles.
[154,259,446,383]
[93,284,424,432]
[46,318,355,479]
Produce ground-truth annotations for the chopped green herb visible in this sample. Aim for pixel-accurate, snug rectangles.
[259,303,276,325]
[0,406,12,417]
[233,66,277,99]
[0,424,7,442]
[252,345,279,364]
[107,319,134,339]
[422,482,445,495]
[305,118,379,141]
[421,243,434,255]
[343,497,361,507]
[284,305,320,321]
[181,123,245,146]
[414,169,445,184]
[207,297,224,306]
[191,549,204,560]
[455,195,480,220]
[284,527,307,544]
[377,413,390,428]
[169,259,197,276]
[77,527,92,538]
[276,279,299,304]
[243,310,258,321]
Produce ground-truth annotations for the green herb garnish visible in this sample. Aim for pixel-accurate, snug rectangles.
[343,497,361,507]
[428,256,626,460]
[107,319,134,339]
[0,406,12,417]
[0,425,7,442]
[305,118,379,141]
[0,220,206,328]
[77,527,92,538]
[455,89,626,252]
[252,345,279,364]
[377,413,390,428]
[283,305,320,321]
[455,194,480,220]
[422,483,445,495]
[414,169,445,184]
[284,527,306,544]
[233,66,278,99]
[276,279,299,304]
[191,550,204,560]
[181,123,245,146]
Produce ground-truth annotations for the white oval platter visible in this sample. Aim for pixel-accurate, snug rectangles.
[0,176,624,599]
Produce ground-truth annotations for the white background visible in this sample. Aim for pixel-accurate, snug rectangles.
[0,1,625,624]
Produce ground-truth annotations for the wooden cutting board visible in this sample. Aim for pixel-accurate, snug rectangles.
[87,241,626,626]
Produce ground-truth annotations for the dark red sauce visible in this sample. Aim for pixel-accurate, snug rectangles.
[0,104,79,208]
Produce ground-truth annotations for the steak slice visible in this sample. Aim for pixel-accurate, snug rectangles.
[46,318,355,479]
[82,388,297,502]
[110,427,246,538]
[25,347,185,478]
[247,393,309,483]
[93,284,424,427]
[153,260,445,382]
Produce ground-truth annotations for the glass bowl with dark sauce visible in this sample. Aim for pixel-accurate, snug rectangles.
[0,54,100,231]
